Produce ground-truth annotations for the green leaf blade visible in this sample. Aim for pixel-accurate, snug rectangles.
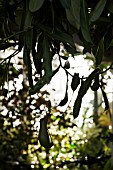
[80,0,92,43]
[59,0,71,9]
[73,69,100,119]
[29,0,45,12]
[39,24,75,47]
[32,33,43,74]
[66,0,80,30]
[24,11,33,50]
[89,0,107,23]
[73,96,82,118]
[43,35,53,83]
[29,79,46,94]
[71,73,80,91]
[95,37,104,66]
[107,0,113,13]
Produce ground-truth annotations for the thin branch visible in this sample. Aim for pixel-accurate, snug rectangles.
[59,55,73,77]
[0,49,20,65]
[2,30,25,42]
[100,62,113,74]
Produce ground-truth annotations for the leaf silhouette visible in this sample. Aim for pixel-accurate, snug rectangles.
[58,92,68,106]
[38,116,53,148]
[73,69,100,118]
[71,73,80,91]
[43,35,53,83]
[59,71,68,106]
[29,0,44,12]
[39,24,74,47]
[91,75,100,91]
[100,86,110,112]
[95,37,104,66]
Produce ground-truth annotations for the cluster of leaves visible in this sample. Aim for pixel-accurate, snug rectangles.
[0,0,113,119]
[0,0,113,169]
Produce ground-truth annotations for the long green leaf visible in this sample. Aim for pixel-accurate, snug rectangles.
[24,11,33,50]
[95,37,104,66]
[43,35,52,83]
[32,33,43,74]
[89,0,107,23]
[63,43,77,55]
[38,116,53,148]
[59,0,71,9]
[59,72,68,106]
[80,0,92,43]
[58,92,68,106]
[71,73,80,91]
[39,24,75,47]
[29,0,44,12]
[91,75,99,91]
[30,66,60,95]
[73,69,100,118]
[24,10,33,29]
[30,78,46,94]
[18,3,26,51]
[107,0,113,13]
[73,95,82,118]
[25,29,33,50]
[66,0,80,30]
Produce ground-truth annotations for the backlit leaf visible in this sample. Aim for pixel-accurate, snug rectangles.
[38,116,53,148]
[29,79,46,94]
[30,66,60,95]
[64,60,70,69]
[58,91,68,106]
[73,95,82,118]
[59,71,68,106]
[29,0,44,12]
[73,69,100,118]
[89,0,107,23]
[91,75,100,91]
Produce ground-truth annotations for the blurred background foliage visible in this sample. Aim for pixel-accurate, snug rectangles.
[0,52,113,170]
